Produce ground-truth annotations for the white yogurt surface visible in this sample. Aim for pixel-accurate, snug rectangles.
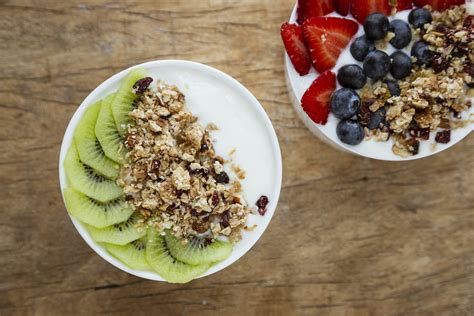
[59,60,282,281]
[286,6,473,161]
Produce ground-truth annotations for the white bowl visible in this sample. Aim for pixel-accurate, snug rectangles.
[59,60,282,281]
[285,5,473,161]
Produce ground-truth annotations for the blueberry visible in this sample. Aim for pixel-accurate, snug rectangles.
[411,41,434,65]
[385,79,401,96]
[408,8,432,29]
[330,88,361,120]
[363,50,390,80]
[336,120,365,145]
[389,20,412,49]
[337,65,367,89]
[364,13,390,41]
[390,51,412,79]
[367,107,386,130]
[350,36,375,62]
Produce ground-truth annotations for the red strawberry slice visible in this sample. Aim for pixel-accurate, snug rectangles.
[413,0,464,11]
[301,70,336,125]
[303,17,359,73]
[334,0,352,16]
[297,0,335,24]
[395,0,413,11]
[350,0,391,24]
[281,22,312,76]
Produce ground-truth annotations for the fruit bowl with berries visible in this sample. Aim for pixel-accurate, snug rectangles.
[282,0,473,160]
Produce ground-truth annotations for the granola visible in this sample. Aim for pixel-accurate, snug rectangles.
[360,5,473,157]
[117,80,253,243]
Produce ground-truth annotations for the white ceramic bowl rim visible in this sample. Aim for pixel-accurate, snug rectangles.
[59,60,282,281]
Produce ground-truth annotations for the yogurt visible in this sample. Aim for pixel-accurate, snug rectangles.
[286,6,473,161]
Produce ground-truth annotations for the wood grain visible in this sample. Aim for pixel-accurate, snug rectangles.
[0,0,473,315]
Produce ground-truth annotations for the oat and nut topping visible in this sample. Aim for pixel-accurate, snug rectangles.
[117,81,253,243]
[361,5,473,157]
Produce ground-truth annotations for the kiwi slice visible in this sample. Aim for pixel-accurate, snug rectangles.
[146,229,210,283]
[87,213,146,245]
[96,93,127,164]
[165,234,232,265]
[104,238,151,271]
[63,188,133,228]
[74,100,120,179]
[111,68,148,136]
[64,142,123,202]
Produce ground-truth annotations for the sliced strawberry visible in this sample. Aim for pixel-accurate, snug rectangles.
[303,17,359,73]
[297,0,335,24]
[281,22,312,76]
[395,0,413,11]
[301,70,336,125]
[350,0,391,24]
[334,0,352,16]
[413,0,464,11]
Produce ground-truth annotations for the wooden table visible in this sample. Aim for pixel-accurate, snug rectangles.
[1,1,473,315]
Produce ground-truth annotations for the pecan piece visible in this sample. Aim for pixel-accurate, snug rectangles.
[125,133,138,148]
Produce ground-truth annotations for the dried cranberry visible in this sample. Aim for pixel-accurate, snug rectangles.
[435,130,451,144]
[220,211,230,228]
[125,134,138,148]
[409,126,430,140]
[463,64,474,77]
[358,99,375,126]
[215,172,230,184]
[464,15,473,28]
[211,191,219,207]
[133,77,153,95]
[430,54,450,73]
[256,195,269,216]
[150,160,160,174]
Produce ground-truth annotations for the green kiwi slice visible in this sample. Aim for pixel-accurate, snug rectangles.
[146,229,210,283]
[87,213,146,245]
[104,238,151,271]
[63,188,133,228]
[74,100,120,179]
[165,234,232,266]
[95,93,127,164]
[111,68,148,136]
[64,141,123,202]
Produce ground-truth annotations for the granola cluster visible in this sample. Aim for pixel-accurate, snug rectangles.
[117,80,252,243]
[360,5,473,157]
